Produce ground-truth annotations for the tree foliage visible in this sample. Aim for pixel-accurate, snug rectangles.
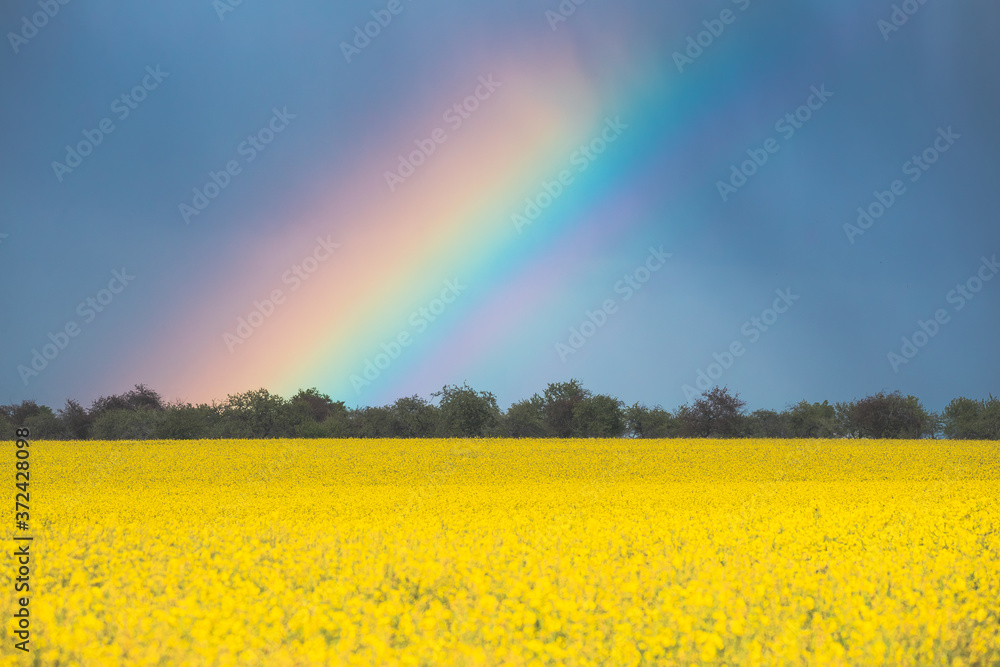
[573,394,626,437]
[59,399,94,440]
[745,409,789,438]
[625,403,678,438]
[502,395,548,438]
[220,388,289,438]
[943,396,1000,440]
[786,400,837,438]
[678,386,747,438]
[1,383,996,441]
[91,384,164,417]
[541,379,590,437]
[839,391,936,439]
[433,383,500,437]
[92,408,164,440]
[391,395,438,438]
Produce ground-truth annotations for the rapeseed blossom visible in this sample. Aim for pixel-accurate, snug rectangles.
[2,438,998,665]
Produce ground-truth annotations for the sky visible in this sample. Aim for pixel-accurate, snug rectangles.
[1,1,998,414]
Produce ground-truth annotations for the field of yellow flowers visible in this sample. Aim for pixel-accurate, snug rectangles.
[2,438,999,666]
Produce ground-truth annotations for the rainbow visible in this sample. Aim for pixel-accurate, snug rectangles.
[106,36,719,408]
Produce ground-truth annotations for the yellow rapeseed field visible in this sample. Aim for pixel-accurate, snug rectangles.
[2,438,999,666]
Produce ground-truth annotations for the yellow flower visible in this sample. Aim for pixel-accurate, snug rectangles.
[19,438,999,666]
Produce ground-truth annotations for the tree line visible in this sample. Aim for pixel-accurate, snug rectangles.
[2,381,998,440]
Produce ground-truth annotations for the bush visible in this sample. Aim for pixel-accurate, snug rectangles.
[352,406,403,438]
[847,391,934,439]
[503,397,549,437]
[58,399,94,439]
[625,403,678,438]
[678,386,747,438]
[1,402,66,439]
[154,403,223,439]
[92,408,164,440]
[943,396,1000,440]
[541,380,589,437]
[433,384,501,437]
[0,414,13,441]
[573,394,626,437]
[746,409,789,438]
[220,389,291,438]
[785,400,837,438]
[389,396,438,438]
[91,384,164,416]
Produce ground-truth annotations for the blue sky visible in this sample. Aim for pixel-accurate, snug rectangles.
[1,1,997,414]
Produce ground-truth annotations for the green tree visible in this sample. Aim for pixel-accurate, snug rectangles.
[90,384,164,417]
[154,402,223,439]
[23,405,66,440]
[290,388,342,422]
[352,405,402,438]
[746,409,789,438]
[678,386,747,438]
[0,401,65,439]
[982,396,1000,439]
[785,400,837,438]
[58,399,93,440]
[220,389,290,438]
[625,403,678,438]
[847,391,932,439]
[289,388,351,437]
[318,409,356,437]
[924,410,944,439]
[391,395,439,437]
[943,396,1000,440]
[573,394,626,437]
[0,413,11,441]
[92,408,164,440]
[942,397,982,439]
[502,395,548,437]
[541,380,590,437]
[833,401,859,438]
[1,400,46,425]
[432,383,500,437]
